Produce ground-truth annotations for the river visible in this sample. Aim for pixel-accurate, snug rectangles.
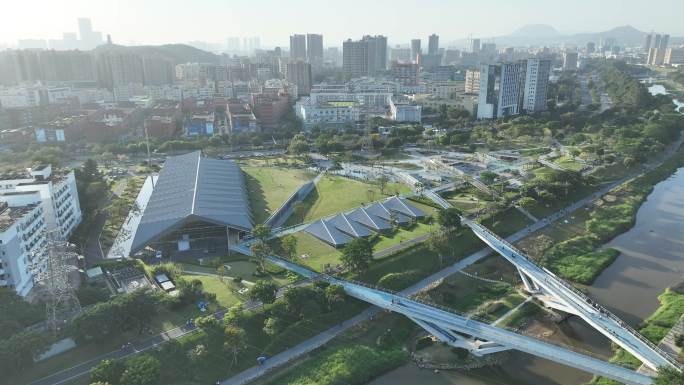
[368,86,684,385]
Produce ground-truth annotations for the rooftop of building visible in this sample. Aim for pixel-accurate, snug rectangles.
[129,151,253,255]
[0,202,40,232]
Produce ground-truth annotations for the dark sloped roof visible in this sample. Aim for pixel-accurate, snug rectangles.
[383,197,426,218]
[303,196,426,246]
[130,151,252,254]
[304,219,353,247]
[326,213,373,238]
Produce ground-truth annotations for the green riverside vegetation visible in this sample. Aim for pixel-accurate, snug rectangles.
[585,287,684,385]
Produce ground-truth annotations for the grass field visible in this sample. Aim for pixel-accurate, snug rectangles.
[288,175,411,224]
[480,206,533,237]
[179,274,245,308]
[242,166,316,223]
[289,232,343,271]
[554,156,586,172]
[372,222,435,252]
[419,273,514,314]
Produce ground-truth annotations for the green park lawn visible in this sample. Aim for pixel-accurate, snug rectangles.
[479,206,533,237]
[179,274,245,308]
[554,156,585,172]
[419,273,514,314]
[445,191,492,214]
[242,166,316,223]
[290,175,411,224]
[372,222,435,253]
[289,232,342,271]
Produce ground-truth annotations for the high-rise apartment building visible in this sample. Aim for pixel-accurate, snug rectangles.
[477,59,550,119]
[307,34,324,70]
[411,39,421,62]
[290,34,307,61]
[522,58,551,113]
[664,48,684,65]
[562,51,578,71]
[644,34,653,52]
[286,61,312,96]
[342,35,387,79]
[471,38,481,53]
[428,34,439,56]
[343,39,368,80]
[77,18,103,49]
[366,35,388,75]
[464,69,480,94]
[390,47,412,63]
[653,34,662,50]
[659,34,670,49]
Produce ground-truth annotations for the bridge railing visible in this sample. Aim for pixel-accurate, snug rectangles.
[470,221,682,369]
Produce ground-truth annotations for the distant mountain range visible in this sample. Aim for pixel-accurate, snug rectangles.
[485,24,683,47]
[94,43,220,64]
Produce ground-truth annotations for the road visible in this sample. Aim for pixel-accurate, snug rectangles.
[83,178,128,266]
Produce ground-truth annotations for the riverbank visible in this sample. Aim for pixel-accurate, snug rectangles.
[584,286,684,385]
[520,142,684,286]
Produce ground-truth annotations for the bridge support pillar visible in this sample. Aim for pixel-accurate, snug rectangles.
[518,267,540,293]
[410,317,510,357]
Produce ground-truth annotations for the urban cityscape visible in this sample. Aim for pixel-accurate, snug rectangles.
[1,1,684,385]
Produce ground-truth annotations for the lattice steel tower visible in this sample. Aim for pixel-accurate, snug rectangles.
[35,231,82,335]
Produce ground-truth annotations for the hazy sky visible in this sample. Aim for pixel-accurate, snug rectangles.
[1,0,683,48]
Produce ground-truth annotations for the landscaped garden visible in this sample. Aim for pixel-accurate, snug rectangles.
[242,166,316,223]
[287,175,411,224]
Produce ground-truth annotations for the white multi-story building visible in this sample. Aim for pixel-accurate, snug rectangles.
[0,165,82,240]
[295,97,360,129]
[390,98,422,123]
[0,199,48,297]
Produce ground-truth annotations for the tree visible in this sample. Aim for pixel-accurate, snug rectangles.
[654,367,684,385]
[517,196,537,209]
[194,315,225,352]
[119,354,161,385]
[340,238,373,273]
[437,208,461,231]
[262,316,284,336]
[0,330,52,376]
[281,235,298,260]
[252,224,272,243]
[324,284,346,310]
[250,242,270,271]
[90,359,124,385]
[224,303,246,327]
[287,135,309,156]
[427,231,454,267]
[377,175,389,195]
[223,325,247,364]
[216,265,226,282]
[479,171,498,185]
[249,280,278,304]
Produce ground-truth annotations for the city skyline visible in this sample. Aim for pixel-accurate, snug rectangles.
[2,0,684,48]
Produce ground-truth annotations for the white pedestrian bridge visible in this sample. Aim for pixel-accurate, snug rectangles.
[266,227,680,385]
